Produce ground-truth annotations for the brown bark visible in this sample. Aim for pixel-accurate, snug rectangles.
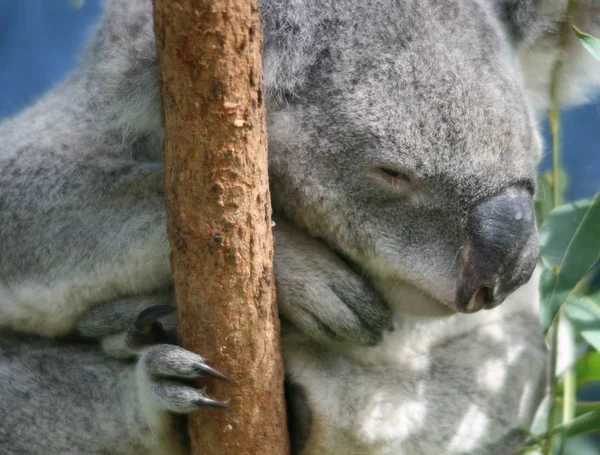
[152,1,289,454]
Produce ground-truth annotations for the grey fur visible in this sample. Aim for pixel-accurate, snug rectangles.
[0,330,190,455]
[2,0,600,453]
[0,0,389,343]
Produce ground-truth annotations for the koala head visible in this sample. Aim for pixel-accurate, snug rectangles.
[263,0,600,316]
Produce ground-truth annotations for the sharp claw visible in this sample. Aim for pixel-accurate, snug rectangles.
[195,397,229,409]
[134,305,177,332]
[194,363,229,381]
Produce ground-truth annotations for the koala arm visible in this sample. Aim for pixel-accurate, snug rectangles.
[72,220,392,361]
[0,124,390,345]
[0,328,217,455]
[0,116,389,344]
[0,0,391,345]
[274,218,391,346]
[0,140,171,337]
[0,0,170,337]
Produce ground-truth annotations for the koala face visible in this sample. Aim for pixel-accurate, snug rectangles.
[265,0,541,316]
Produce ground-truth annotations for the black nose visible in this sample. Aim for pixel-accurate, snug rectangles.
[456,187,538,313]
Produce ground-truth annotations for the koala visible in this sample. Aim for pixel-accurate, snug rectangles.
[2,0,600,454]
[0,8,390,347]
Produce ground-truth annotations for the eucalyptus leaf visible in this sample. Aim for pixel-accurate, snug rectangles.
[539,410,600,439]
[574,351,600,387]
[538,194,600,335]
[575,402,600,417]
[563,292,600,352]
[553,400,600,418]
[573,26,600,62]
[556,315,577,375]
[518,448,543,455]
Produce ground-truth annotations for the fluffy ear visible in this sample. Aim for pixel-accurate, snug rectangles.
[515,0,600,111]
[260,2,334,104]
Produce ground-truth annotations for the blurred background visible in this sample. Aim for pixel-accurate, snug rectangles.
[0,1,598,453]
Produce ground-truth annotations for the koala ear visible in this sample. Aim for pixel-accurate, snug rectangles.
[495,0,543,43]
[516,0,600,112]
[261,3,332,104]
[261,3,314,102]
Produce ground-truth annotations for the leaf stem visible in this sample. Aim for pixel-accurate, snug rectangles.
[546,325,560,455]
[547,100,562,208]
[545,1,577,453]
[559,322,577,455]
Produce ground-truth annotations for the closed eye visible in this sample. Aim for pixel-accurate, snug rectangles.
[372,166,413,193]
[521,179,536,196]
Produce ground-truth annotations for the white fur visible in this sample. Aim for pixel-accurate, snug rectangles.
[284,270,545,454]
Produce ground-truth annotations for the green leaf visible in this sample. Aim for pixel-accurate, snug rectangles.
[518,447,543,455]
[553,400,600,418]
[574,351,600,387]
[575,402,600,417]
[563,293,600,352]
[573,26,600,62]
[538,194,600,335]
[540,410,600,439]
[588,286,600,296]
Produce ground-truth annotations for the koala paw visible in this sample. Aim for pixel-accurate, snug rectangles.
[130,305,229,413]
[274,219,392,346]
[137,344,229,412]
[278,271,391,346]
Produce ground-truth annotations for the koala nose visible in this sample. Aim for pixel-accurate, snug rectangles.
[456,187,538,313]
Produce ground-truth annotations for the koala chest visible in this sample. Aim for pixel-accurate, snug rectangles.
[283,308,546,455]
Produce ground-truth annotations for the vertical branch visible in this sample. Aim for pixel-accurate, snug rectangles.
[153,1,289,454]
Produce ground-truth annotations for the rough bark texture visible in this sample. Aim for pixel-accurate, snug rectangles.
[153,1,289,454]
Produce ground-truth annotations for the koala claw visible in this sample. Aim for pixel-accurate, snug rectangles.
[194,396,229,409]
[150,380,229,412]
[139,344,229,414]
[193,363,229,381]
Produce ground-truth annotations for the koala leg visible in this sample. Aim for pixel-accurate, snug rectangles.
[0,159,172,338]
[92,304,230,426]
[137,343,228,411]
[114,305,230,409]
[72,218,393,354]
[0,305,228,455]
[77,300,229,413]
